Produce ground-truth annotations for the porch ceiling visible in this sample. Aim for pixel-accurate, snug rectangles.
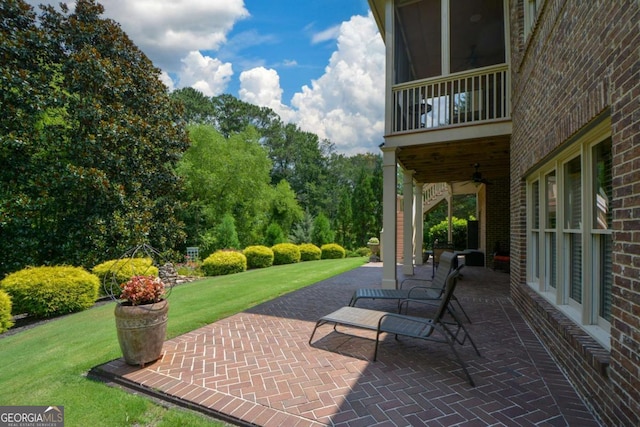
[397,135,510,184]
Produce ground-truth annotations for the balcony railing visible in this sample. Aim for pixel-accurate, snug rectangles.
[392,64,510,134]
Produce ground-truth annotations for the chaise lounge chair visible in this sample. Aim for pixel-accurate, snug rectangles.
[349,251,471,323]
[309,266,480,386]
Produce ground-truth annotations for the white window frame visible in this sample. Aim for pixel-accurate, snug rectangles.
[524,0,543,40]
[528,180,540,285]
[543,171,557,295]
[587,139,613,332]
[525,119,611,349]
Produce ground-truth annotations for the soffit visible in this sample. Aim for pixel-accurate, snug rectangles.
[397,135,510,183]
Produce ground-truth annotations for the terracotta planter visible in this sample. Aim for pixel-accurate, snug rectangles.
[114,299,168,367]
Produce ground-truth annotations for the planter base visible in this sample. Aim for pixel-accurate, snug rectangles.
[114,299,168,367]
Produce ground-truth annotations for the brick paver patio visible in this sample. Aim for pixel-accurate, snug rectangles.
[92,261,602,426]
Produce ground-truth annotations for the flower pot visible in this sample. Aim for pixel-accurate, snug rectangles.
[367,243,380,261]
[114,299,168,367]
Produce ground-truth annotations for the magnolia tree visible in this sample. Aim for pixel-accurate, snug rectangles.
[0,0,189,276]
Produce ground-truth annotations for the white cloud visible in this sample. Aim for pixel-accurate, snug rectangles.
[239,67,294,122]
[291,13,385,154]
[107,0,249,71]
[159,71,175,91]
[236,14,385,154]
[28,0,249,72]
[311,25,341,44]
[176,51,234,97]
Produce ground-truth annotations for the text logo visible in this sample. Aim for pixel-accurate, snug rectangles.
[0,406,64,427]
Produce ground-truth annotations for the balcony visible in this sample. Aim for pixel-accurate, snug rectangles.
[392,63,510,134]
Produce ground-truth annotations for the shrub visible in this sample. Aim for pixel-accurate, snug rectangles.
[216,213,241,250]
[243,245,274,269]
[202,251,247,276]
[272,243,301,265]
[92,258,159,295]
[427,217,468,250]
[299,243,321,261]
[312,213,334,246]
[354,247,371,257]
[175,261,204,277]
[0,266,99,318]
[0,290,14,333]
[321,243,346,259]
[264,223,286,246]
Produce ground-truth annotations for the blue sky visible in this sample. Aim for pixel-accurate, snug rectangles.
[220,0,372,102]
[28,0,385,154]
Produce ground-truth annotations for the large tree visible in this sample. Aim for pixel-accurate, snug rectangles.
[170,87,216,126]
[0,0,189,276]
[177,124,274,248]
[0,0,57,274]
[210,94,282,139]
[265,123,333,213]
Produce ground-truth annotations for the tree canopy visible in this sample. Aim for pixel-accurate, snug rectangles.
[0,0,189,276]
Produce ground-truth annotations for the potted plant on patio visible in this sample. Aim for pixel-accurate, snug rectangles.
[367,237,380,262]
[114,274,168,367]
[104,244,175,367]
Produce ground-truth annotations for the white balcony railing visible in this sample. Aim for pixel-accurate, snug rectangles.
[392,64,510,134]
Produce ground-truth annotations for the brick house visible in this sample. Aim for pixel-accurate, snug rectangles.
[368,0,639,424]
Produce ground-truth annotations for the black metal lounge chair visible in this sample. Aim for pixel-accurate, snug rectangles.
[309,267,480,386]
[349,251,471,323]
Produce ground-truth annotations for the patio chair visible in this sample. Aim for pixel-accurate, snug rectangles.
[432,240,455,278]
[349,251,471,323]
[309,266,480,386]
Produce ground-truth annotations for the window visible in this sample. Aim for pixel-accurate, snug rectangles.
[592,140,613,325]
[564,156,582,305]
[544,172,557,290]
[530,181,540,283]
[524,0,543,39]
[526,119,612,347]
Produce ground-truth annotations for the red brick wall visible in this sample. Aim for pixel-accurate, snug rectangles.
[486,177,510,268]
[509,1,640,425]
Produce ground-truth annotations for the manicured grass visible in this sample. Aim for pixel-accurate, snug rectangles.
[0,257,366,426]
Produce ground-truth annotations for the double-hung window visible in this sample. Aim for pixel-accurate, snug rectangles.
[526,119,612,347]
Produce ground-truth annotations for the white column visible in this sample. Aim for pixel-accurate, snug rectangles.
[381,146,397,289]
[414,183,425,265]
[403,170,414,275]
[384,0,394,135]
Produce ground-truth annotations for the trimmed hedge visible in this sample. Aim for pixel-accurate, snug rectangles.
[92,258,159,295]
[321,243,346,259]
[243,245,274,269]
[202,250,247,276]
[354,247,371,257]
[299,243,321,261]
[0,266,99,318]
[0,290,13,333]
[272,243,301,265]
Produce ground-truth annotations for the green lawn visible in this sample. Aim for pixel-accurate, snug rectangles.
[0,257,366,426]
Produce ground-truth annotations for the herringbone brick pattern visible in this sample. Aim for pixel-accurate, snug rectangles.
[94,262,602,426]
